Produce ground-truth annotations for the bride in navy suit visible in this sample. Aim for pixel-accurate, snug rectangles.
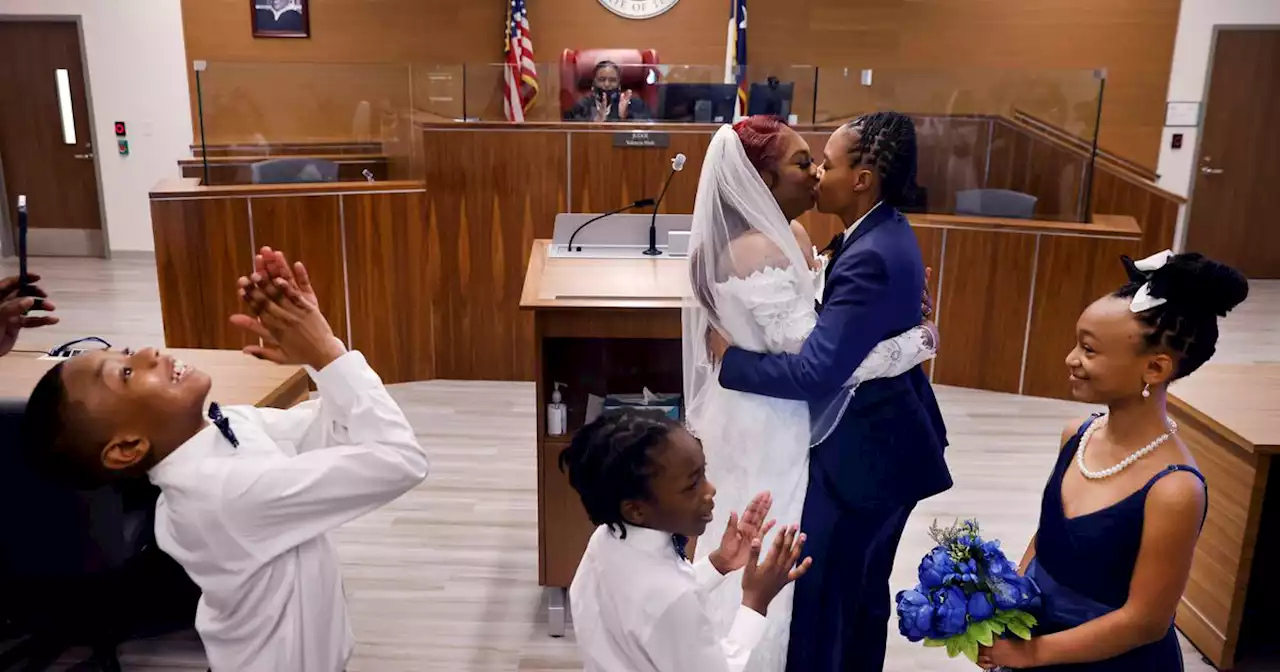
[978,252,1248,670]
[706,112,952,672]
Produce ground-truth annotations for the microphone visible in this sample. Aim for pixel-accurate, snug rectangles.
[644,153,687,257]
[567,198,656,253]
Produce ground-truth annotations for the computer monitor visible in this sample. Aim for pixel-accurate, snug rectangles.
[657,83,738,123]
[747,78,793,120]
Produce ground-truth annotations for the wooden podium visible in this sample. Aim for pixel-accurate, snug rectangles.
[519,239,686,635]
[1169,363,1280,669]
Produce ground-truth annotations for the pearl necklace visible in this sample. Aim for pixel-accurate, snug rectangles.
[1076,415,1179,480]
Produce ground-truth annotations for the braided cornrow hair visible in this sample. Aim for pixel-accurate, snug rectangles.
[1113,252,1249,380]
[845,111,926,210]
[558,409,677,538]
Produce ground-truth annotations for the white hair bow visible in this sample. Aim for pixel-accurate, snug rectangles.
[1128,249,1174,313]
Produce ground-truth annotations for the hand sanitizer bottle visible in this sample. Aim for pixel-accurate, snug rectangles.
[547,382,568,437]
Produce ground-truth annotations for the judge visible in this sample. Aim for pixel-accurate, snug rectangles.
[565,61,651,122]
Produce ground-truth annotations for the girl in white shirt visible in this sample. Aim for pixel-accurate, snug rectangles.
[22,249,428,672]
[560,410,811,672]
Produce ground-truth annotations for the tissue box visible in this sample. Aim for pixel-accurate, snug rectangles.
[602,392,682,422]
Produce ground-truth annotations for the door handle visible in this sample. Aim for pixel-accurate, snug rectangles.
[1200,166,1224,175]
[74,153,94,160]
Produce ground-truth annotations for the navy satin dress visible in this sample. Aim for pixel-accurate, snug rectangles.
[1025,414,1205,671]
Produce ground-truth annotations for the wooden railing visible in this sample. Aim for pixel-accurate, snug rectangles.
[1011,109,1160,183]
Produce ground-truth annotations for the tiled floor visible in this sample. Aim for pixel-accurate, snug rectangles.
[2,256,1276,671]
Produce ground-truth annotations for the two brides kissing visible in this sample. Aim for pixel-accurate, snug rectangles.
[684,112,952,672]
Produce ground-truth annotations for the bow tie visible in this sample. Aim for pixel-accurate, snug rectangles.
[672,534,689,561]
[208,403,239,448]
[820,231,845,256]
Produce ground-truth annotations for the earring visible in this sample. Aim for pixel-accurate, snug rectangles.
[1142,383,1151,399]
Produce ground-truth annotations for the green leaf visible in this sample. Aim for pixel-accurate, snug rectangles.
[992,610,1015,625]
[945,636,962,658]
[923,638,947,648]
[1008,621,1032,640]
[960,635,980,663]
[968,620,995,647]
[987,619,1007,636]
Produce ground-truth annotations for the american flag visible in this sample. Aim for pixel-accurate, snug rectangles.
[504,0,538,122]
[725,0,747,116]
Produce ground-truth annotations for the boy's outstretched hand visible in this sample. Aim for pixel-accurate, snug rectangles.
[232,248,345,371]
[709,491,775,575]
[740,524,812,617]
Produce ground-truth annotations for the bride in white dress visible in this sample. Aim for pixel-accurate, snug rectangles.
[683,122,937,671]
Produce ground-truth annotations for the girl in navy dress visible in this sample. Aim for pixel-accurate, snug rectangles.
[978,251,1249,671]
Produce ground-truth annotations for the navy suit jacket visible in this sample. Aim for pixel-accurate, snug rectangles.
[718,205,952,508]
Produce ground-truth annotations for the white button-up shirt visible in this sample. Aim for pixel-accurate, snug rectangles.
[570,525,767,672]
[149,351,429,672]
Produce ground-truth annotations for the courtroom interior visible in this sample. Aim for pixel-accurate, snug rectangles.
[0,0,1277,670]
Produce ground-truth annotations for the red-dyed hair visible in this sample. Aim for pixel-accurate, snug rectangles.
[732,115,790,173]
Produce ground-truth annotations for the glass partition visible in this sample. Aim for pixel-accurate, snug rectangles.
[193,62,1103,221]
[811,67,1104,221]
[193,61,417,183]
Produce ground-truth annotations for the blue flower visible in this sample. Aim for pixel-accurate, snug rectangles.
[980,540,1017,578]
[968,591,995,621]
[933,586,969,637]
[895,587,936,642]
[919,547,956,589]
[990,573,1037,610]
[948,558,980,584]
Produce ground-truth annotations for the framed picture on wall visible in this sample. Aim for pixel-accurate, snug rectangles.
[251,0,310,38]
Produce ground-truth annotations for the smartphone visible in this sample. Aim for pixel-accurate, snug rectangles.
[16,195,47,312]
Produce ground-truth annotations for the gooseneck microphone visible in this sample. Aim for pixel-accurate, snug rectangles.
[567,198,656,253]
[644,153,687,257]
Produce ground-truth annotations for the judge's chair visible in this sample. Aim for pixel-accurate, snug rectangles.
[559,49,661,117]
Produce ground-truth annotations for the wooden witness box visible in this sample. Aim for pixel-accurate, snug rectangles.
[1170,363,1280,670]
[519,240,685,629]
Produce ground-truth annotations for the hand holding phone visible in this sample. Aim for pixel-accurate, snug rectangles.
[1,273,58,357]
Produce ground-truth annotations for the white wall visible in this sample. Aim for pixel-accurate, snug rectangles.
[0,0,191,253]
[1157,0,1280,201]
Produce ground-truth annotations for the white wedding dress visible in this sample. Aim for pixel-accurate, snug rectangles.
[684,126,936,672]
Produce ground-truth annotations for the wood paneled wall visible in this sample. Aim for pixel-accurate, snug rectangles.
[181,0,1179,165]
[150,187,435,385]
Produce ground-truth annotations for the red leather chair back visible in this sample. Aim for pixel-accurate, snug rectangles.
[559,49,661,115]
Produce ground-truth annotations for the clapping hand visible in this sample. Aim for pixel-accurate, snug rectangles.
[0,274,58,357]
[709,491,775,574]
[231,247,344,370]
[594,91,611,121]
[740,524,812,617]
[619,90,634,119]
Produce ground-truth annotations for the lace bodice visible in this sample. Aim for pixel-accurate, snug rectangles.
[714,265,817,355]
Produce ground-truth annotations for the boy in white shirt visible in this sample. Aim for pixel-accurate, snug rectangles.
[560,409,811,672]
[22,248,427,672]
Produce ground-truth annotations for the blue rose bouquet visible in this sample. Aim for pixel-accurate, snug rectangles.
[895,520,1039,663]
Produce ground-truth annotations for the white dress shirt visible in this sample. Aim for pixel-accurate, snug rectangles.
[843,200,885,242]
[570,525,768,672]
[149,351,429,672]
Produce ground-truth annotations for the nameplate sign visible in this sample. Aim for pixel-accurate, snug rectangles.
[613,131,670,148]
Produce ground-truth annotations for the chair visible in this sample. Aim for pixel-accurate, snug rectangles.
[955,189,1038,219]
[559,49,661,117]
[250,157,339,185]
[0,398,199,670]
